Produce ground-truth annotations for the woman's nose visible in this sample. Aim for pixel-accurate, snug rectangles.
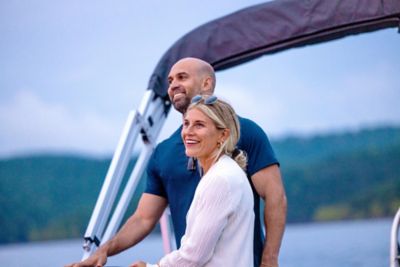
[183,124,193,135]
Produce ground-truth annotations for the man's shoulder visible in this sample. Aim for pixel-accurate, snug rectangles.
[148,126,186,171]
[155,126,182,150]
[238,115,265,134]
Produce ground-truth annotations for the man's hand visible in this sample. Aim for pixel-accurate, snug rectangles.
[260,259,279,267]
[260,263,278,267]
[64,249,107,267]
[64,194,167,267]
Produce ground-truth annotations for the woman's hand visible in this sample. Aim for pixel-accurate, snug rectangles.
[129,260,147,267]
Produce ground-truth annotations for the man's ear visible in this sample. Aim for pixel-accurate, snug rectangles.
[201,76,213,93]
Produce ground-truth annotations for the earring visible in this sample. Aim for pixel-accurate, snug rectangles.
[217,140,224,148]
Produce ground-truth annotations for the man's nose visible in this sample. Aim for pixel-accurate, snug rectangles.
[168,79,180,91]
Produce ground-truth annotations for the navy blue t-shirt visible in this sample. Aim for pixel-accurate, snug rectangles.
[145,116,279,266]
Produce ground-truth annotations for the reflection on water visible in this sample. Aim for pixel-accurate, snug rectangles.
[0,218,392,267]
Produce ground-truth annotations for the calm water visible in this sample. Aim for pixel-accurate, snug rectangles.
[0,218,392,267]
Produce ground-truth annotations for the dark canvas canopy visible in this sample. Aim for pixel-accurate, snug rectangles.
[147,0,400,106]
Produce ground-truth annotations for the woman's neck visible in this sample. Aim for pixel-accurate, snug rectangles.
[198,154,223,175]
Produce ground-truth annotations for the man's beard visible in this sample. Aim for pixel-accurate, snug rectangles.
[172,97,191,114]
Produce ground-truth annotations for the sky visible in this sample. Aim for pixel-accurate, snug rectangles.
[1,0,399,158]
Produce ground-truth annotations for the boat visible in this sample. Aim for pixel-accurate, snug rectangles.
[78,0,400,264]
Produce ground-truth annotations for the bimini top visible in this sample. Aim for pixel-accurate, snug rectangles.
[147,0,400,104]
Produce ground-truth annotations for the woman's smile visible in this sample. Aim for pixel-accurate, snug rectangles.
[182,108,224,172]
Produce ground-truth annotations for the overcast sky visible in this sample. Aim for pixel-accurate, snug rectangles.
[1,1,399,158]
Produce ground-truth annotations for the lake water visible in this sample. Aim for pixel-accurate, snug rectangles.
[0,218,392,267]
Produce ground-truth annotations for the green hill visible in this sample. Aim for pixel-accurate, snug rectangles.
[281,144,400,222]
[272,126,400,222]
[0,155,143,243]
[0,126,399,243]
[273,126,400,167]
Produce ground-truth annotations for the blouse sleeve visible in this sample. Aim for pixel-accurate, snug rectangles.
[157,175,237,267]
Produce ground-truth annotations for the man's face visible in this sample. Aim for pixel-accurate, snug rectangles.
[167,61,204,114]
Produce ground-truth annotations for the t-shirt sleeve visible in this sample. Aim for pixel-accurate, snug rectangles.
[144,146,167,198]
[238,117,279,177]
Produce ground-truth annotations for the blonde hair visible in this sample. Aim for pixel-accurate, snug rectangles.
[187,95,247,170]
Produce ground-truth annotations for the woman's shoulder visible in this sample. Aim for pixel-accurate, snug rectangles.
[209,156,247,186]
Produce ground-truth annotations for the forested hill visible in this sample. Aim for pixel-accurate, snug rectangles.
[272,126,400,223]
[0,126,399,244]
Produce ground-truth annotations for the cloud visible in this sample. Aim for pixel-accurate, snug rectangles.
[217,84,285,135]
[296,61,400,131]
[0,90,123,157]
[215,59,400,138]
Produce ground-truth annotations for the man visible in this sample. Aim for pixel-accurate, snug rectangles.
[66,57,287,267]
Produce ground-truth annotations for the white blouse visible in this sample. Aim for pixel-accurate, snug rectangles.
[148,155,254,267]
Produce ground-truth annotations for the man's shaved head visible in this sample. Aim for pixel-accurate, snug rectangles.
[174,57,216,91]
[167,57,216,113]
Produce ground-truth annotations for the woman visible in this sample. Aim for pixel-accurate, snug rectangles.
[132,95,254,267]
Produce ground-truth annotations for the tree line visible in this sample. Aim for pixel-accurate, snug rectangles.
[0,126,399,244]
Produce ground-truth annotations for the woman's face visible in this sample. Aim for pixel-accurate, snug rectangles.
[181,108,224,164]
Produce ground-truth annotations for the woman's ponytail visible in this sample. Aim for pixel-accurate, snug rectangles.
[231,148,247,171]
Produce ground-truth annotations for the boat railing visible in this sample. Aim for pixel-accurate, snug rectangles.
[390,207,400,267]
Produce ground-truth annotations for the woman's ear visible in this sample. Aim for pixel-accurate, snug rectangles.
[221,128,230,141]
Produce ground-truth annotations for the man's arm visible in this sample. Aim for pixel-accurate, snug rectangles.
[251,164,287,267]
[103,193,168,255]
[65,193,167,267]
